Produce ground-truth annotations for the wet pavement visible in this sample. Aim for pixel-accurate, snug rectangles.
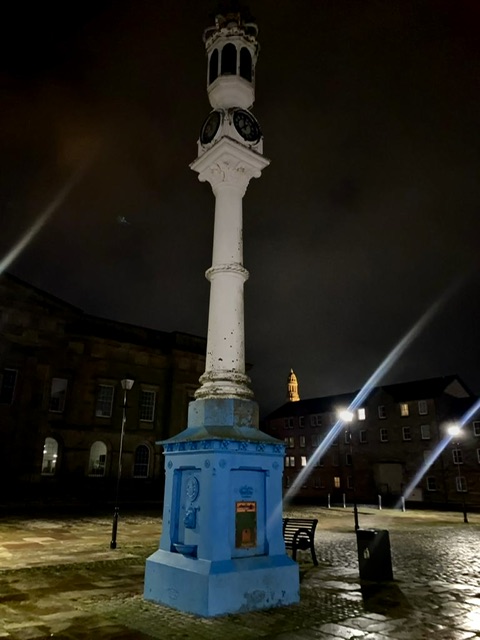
[0,506,479,639]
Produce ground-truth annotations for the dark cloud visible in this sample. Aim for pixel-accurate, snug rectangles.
[1,0,479,414]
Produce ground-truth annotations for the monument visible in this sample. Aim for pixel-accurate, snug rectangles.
[143,9,299,617]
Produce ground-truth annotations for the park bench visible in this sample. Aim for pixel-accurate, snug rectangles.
[282,517,318,565]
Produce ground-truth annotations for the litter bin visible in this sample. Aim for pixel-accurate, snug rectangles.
[356,529,393,581]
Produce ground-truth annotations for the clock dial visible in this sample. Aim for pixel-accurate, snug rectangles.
[232,109,261,143]
[200,110,221,145]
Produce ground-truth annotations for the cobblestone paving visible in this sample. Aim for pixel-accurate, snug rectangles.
[0,507,479,639]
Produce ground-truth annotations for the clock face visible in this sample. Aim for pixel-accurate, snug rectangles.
[200,110,221,145]
[232,109,261,143]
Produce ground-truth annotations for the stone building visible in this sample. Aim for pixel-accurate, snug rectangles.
[0,273,205,506]
[262,375,480,510]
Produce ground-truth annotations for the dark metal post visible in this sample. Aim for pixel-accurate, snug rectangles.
[348,427,360,531]
[110,380,132,549]
[455,443,468,524]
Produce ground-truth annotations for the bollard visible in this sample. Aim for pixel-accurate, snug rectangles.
[378,494,382,510]
[401,496,406,512]
[343,493,346,508]
[327,493,331,509]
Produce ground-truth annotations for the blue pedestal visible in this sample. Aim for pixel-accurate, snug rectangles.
[144,397,300,617]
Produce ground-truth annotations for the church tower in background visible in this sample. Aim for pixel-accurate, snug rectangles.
[288,368,300,402]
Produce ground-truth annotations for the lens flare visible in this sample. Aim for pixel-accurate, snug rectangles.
[282,281,461,507]
[0,163,89,276]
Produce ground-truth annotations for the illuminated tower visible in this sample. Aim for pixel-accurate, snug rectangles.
[144,10,299,617]
[288,369,300,402]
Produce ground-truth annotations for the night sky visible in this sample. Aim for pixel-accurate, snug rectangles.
[1,0,479,415]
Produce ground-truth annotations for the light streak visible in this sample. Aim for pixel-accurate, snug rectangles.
[0,163,88,276]
[282,281,461,507]
[397,396,480,507]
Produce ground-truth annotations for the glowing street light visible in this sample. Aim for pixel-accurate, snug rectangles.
[339,409,359,531]
[447,423,468,524]
[110,377,135,549]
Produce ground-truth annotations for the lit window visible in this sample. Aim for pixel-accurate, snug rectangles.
[421,424,431,440]
[378,405,386,419]
[285,456,295,468]
[473,421,480,436]
[49,378,68,413]
[477,449,480,464]
[426,476,437,491]
[334,476,340,489]
[299,416,305,428]
[95,385,114,418]
[359,430,367,444]
[418,400,428,415]
[299,435,306,448]
[289,456,295,466]
[88,441,107,476]
[452,449,463,465]
[288,436,295,448]
[380,428,388,442]
[400,403,409,417]
[455,476,467,492]
[357,408,366,421]
[345,453,352,466]
[0,368,17,404]
[133,445,150,478]
[347,476,353,489]
[139,390,156,422]
[402,426,412,441]
[41,437,58,475]
[301,456,307,467]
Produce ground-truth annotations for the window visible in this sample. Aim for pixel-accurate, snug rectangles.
[49,378,68,413]
[426,476,437,491]
[133,445,150,478]
[0,368,17,404]
[418,400,428,415]
[285,456,295,467]
[313,477,325,489]
[380,428,388,442]
[95,385,114,418]
[400,403,409,417]
[41,437,58,475]
[311,435,319,447]
[420,424,431,440]
[347,476,353,489]
[239,47,252,81]
[88,441,107,476]
[402,426,412,441]
[455,476,467,492]
[452,449,463,465]
[345,453,352,466]
[221,43,236,75]
[359,430,367,444]
[285,476,291,488]
[299,416,305,428]
[288,436,295,448]
[334,477,340,489]
[316,457,324,467]
[301,456,307,467]
[208,49,218,84]
[344,431,351,444]
[299,435,306,448]
[139,390,156,422]
[473,421,480,437]
[284,417,294,429]
[310,414,322,427]
[477,449,480,464]
[378,405,386,419]
[357,408,366,421]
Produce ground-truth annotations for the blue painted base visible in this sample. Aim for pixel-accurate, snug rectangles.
[144,549,299,616]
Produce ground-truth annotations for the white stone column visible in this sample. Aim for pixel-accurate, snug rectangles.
[190,139,269,400]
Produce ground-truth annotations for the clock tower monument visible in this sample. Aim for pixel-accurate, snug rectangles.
[144,9,299,617]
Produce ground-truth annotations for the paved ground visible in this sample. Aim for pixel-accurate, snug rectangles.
[0,505,479,639]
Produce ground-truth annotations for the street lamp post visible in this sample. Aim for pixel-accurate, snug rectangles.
[339,409,359,531]
[110,377,135,549]
[447,424,468,524]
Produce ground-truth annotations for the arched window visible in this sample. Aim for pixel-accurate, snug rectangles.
[209,49,219,85]
[133,444,150,478]
[239,47,252,81]
[88,441,107,476]
[221,43,237,75]
[42,437,58,475]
